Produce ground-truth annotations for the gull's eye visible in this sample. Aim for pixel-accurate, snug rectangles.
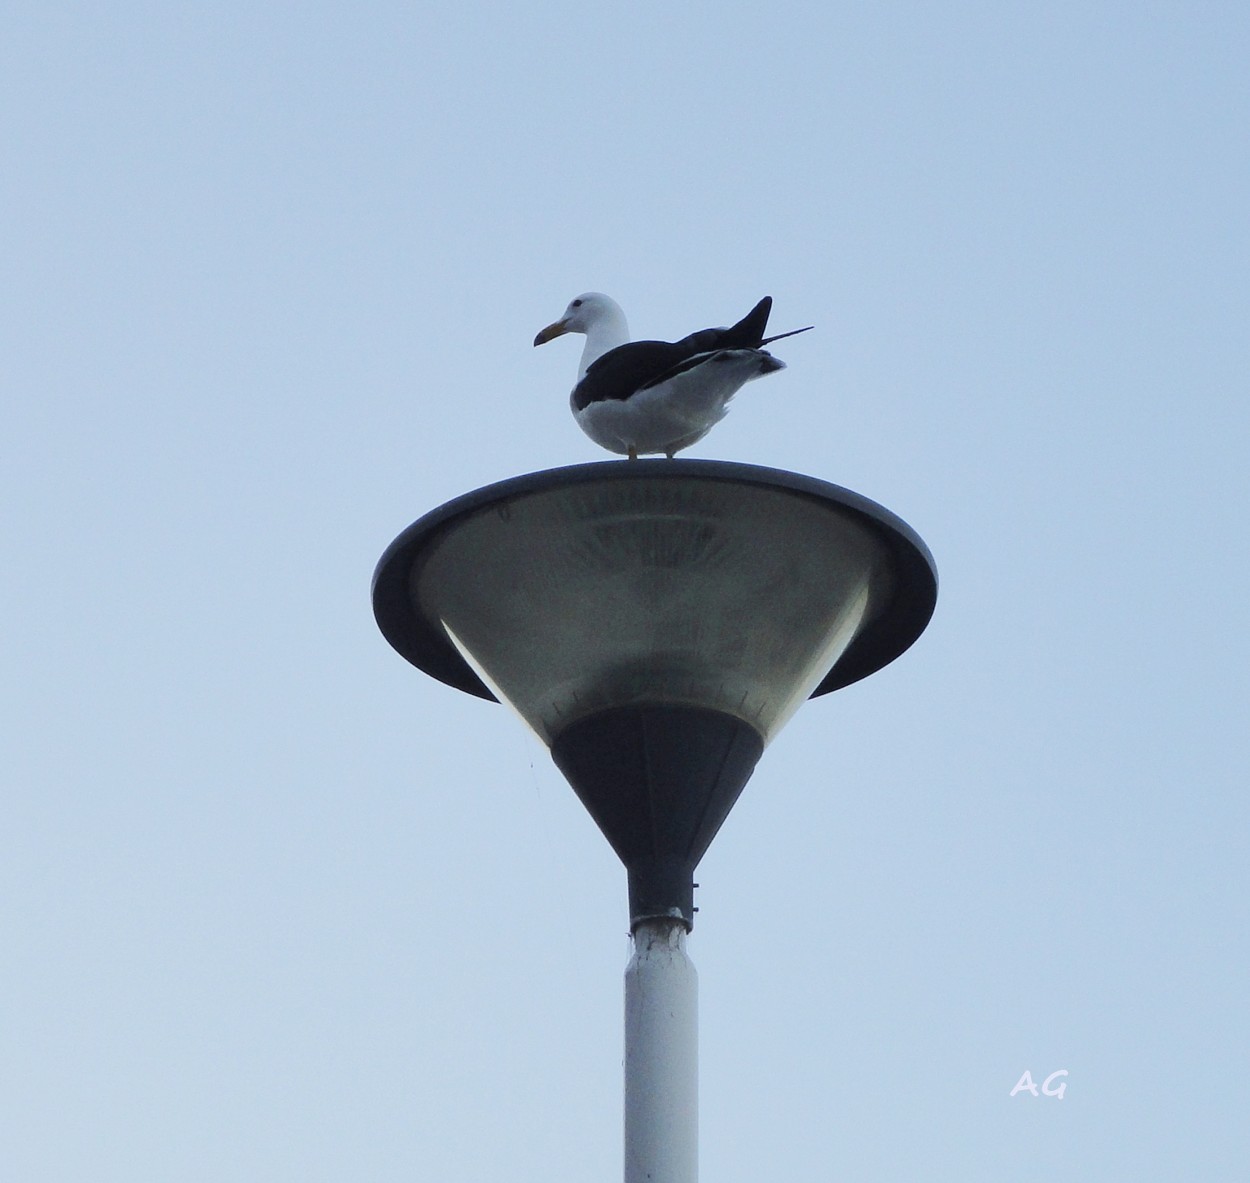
[571,299,583,308]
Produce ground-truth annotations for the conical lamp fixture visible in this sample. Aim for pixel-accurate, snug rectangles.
[374,460,936,926]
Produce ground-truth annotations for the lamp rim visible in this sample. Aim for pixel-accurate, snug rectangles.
[372,459,937,703]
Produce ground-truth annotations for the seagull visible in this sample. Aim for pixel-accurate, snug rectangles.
[534,293,812,459]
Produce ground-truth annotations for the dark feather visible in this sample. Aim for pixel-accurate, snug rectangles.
[573,341,692,410]
[672,296,773,354]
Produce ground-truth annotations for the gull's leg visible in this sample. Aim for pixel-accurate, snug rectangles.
[627,445,638,461]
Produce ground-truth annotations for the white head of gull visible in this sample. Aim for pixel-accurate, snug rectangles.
[533,292,631,381]
[534,293,811,460]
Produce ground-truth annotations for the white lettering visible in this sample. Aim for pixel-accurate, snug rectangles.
[1042,1070,1068,1100]
[1010,1071,1039,1097]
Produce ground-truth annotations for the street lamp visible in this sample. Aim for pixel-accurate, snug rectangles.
[373,459,936,1183]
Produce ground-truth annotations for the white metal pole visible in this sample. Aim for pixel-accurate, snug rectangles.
[624,918,698,1183]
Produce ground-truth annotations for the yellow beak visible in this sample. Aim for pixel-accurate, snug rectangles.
[533,319,570,347]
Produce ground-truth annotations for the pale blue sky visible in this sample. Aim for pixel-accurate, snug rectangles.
[4,4,1248,1180]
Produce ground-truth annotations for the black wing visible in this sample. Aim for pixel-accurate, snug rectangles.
[673,297,773,354]
[573,340,692,410]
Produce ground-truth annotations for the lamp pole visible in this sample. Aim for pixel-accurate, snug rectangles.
[625,919,698,1183]
[373,460,936,1183]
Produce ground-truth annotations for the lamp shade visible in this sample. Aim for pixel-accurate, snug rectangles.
[373,461,935,745]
